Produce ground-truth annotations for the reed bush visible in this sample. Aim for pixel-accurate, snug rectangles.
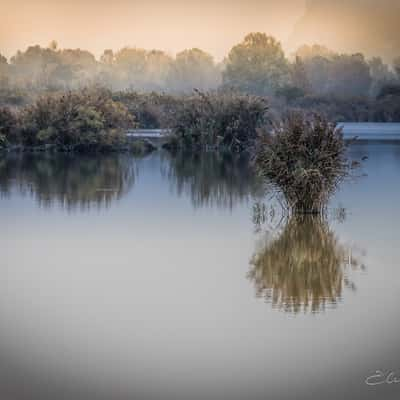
[168,90,268,152]
[19,88,134,150]
[114,91,181,129]
[255,112,355,214]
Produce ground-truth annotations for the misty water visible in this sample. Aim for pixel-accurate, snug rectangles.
[1,142,400,400]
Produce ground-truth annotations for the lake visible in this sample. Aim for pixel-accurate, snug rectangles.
[1,142,400,400]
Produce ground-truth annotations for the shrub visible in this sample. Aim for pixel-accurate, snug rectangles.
[275,85,306,103]
[0,87,31,108]
[20,88,134,150]
[255,112,355,214]
[113,91,181,128]
[129,139,157,155]
[168,90,268,151]
[0,106,18,145]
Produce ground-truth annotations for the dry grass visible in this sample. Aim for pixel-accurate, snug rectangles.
[168,90,268,152]
[254,111,356,214]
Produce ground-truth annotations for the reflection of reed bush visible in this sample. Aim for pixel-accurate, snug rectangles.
[0,153,136,209]
[248,215,361,313]
[162,151,263,209]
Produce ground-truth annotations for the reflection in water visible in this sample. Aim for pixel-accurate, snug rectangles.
[248,213,365,314]
[1,144,400,400]
[0,153,137,210]
[0,151,264,211]
[162,151,263,209]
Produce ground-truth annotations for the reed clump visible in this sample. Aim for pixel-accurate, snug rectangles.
[167,90,268,152]
[255,112,354,214]
[16,88,134,151]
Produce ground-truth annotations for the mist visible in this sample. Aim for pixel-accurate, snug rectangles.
[289,0,400,61]
[0,0,305,60]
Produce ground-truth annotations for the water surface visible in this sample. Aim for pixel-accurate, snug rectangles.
[1,145,400,400]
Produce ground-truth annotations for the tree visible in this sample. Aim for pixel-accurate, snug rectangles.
[0,53,8,88]
[59,49,96,68]
[394,57,400,79]
[0,53,7,65]
[48,40,58,51]
[113,47,148,89]
[100,48,173,91]
[144,50,173,90]
[10,45,61,88]
[294,44,335,61]
[276,55,312,101]
[328,53,372,97]
[100,49,115,66]
[167,48,221,93]
[296,46,372,97]
[368,57,396,96]
[223,33,289,95]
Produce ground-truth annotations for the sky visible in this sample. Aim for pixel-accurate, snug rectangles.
[0,0,306,60]
[290,0,400,61]
[1,0,399,62]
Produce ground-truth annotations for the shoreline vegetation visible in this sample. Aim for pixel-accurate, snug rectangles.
[0,32,373,213]
[0,88,269,154]
[0,89,359,214]
[0,33,399,122]
[1,31,399,152]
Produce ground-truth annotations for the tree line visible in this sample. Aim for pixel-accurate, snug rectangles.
[1,33,400,99]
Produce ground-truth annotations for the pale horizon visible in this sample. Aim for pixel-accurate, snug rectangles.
[2,0,399,62]
[0,0,306,60]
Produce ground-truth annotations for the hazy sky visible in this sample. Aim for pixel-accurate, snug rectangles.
[0,0,306,60]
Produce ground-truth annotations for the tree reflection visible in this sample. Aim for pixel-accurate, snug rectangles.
[248,212,364,314]
[0,153,136,210]
[162,151,263,209]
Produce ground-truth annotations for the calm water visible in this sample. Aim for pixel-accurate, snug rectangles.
[1,144,400,400]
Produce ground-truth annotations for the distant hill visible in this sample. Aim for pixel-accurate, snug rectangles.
[288,0,400,61]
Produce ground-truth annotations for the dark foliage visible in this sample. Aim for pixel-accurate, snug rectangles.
[289,94,400,123]
[377,84,400,100]
[113,91,181,128]
[0,107,18,146]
